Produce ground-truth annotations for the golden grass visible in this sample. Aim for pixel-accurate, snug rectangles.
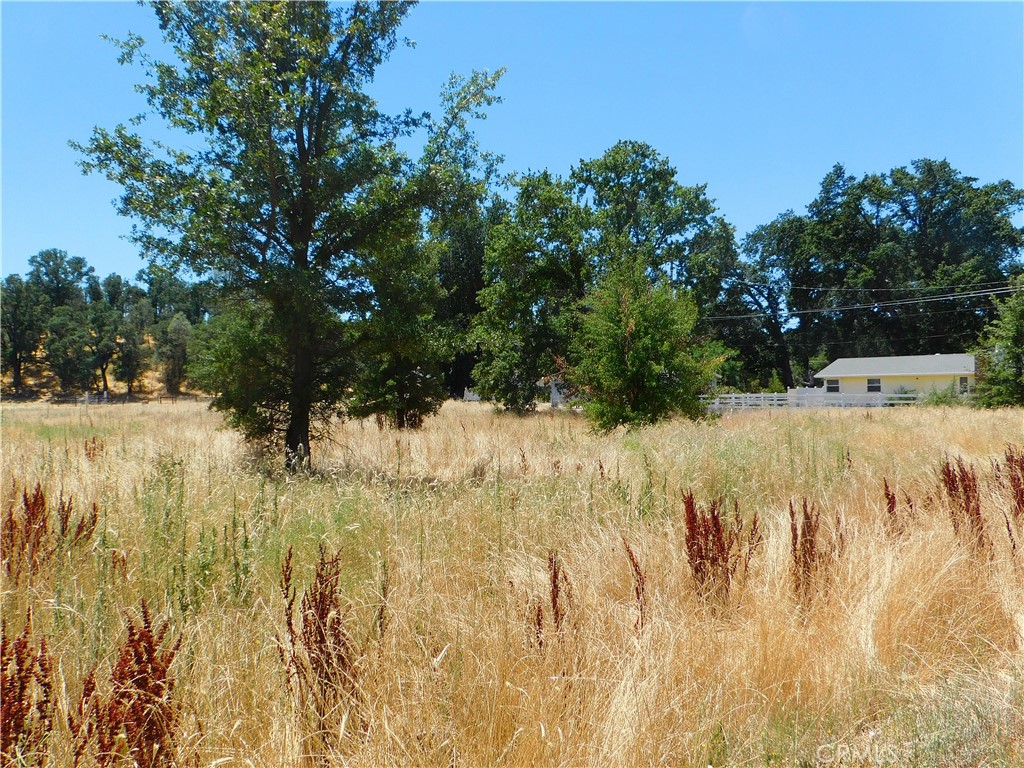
[1,400,1022,766]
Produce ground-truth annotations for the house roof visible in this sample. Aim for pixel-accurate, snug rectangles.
[814,354,975,379]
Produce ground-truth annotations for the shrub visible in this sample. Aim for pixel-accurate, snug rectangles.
[570,257,724,431]
[973,277,1024,407]
[921,383,966,407]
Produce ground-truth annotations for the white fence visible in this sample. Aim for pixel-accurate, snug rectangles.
[708,391,922,412]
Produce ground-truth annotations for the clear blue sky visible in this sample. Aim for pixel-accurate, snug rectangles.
[3,1,1022,281]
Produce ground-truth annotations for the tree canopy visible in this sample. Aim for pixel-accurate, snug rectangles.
[974,276,1024,407]
[715,160,1024,390]
[472,141,732,414]
[0,275,48,394]
[76,0,502,466]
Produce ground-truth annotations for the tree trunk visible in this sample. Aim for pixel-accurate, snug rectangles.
[285,330,314,472]
[765,321,794,389]
[100,363,110,393]
[775,345,795,390]
[394,408,423,430]
[285,405,311,471]
[11,356,23,393]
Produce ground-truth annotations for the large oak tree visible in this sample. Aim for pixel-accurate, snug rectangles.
[77,1,499,467]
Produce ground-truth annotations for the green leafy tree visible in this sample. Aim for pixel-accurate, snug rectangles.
[474,141,734,412]
[159,311,192,395]
[85,274,132,394]
[570,258,723,431]
[187,299,351,451]
[716,160,1023,387]
[433,195,507,398]
[115,298,155,395]
[1,275,48,394]
[347,72,501,427]
[732,213,811,389]
[974,280,1024,406]
[23,249,94,391]
[76,1,501,468]
[137,265,211,326]
[473,172,589,412]
[44,305,94,393]
[424,76,506,399]
[795,160,1023,363]
[187,304,282,441]
[573,139,731,307]
[26,248,92,309]
[349,240,448,428]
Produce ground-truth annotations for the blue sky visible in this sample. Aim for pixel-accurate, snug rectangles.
[2,1,1022,280]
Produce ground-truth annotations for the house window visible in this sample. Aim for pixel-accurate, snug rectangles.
[826,379,839,393]
[959,376,969,394]
[867,378,881,393]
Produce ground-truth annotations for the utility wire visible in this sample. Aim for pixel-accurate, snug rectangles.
[726,308,993,346]
[707,286,1019,320]
[734,278,1012,294]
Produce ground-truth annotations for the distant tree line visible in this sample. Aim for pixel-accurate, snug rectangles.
[4,152,1021,414]
[2,2,1021,466]
[716,160,1024,392]
[1,249,210,398]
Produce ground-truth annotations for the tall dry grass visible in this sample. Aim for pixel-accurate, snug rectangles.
[1,400,1022,766]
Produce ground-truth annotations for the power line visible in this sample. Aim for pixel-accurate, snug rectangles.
[707,286,1019,321]
[723,308,995,350]
[791,330,976,349]
[725,333,971,363]
[735,278,1012,294]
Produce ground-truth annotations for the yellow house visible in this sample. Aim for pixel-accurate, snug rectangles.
[813,354,975,395]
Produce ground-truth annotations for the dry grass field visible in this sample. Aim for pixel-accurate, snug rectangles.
[2,400,1023,767]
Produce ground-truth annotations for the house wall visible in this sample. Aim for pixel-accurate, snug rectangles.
[827,374,974,395]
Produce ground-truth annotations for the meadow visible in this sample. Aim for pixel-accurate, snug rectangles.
[2,400,1022,767]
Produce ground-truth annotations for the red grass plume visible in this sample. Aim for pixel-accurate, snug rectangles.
[939,456,990,555]
[1005,444,1024,527]
[1,609,54,766]
[69,599,185,768]
[682,491,762,604]
[530,551,575,651]
[622,538,648,634]
[548,550,573,635]
[882,479,915,539]
[278,545,368,761]
[2,480,98,586]
[84,437,106,461]
[789,498,844,607]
